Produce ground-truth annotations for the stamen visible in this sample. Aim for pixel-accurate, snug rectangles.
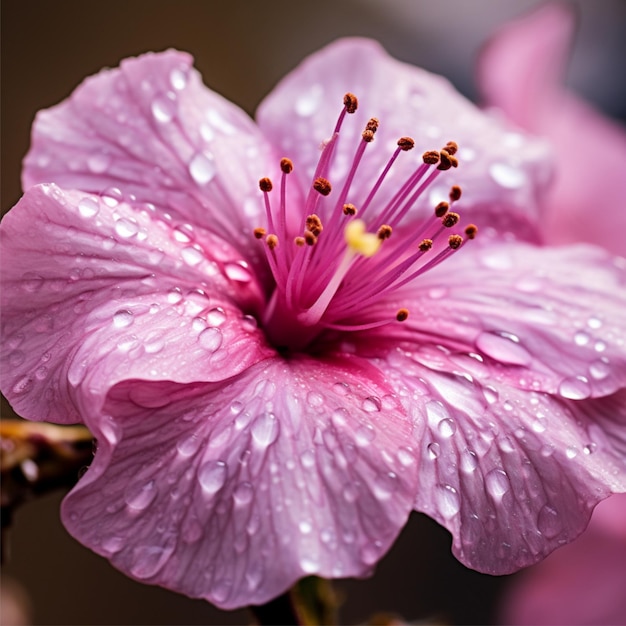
[343,92,358,114]
[448,234,463,249]
[419,239,433,252]
[396,308,409,322]
[306,214,323,237]
[444,141,458,155]
[362,129,376,143]
[294,236,306,247]
[449,185,462,201]
[365,118,379,133]
[377,225,393,240]
[343,203,357,216]
[280,158,294,174]
[304,231,317,246]
[422,150,440,165]
[254,227,266,239]
[313,177,332,196]
[259,177,273,192]
[442,212,460,228]
[434,202,449,217]
[397,137,415,151]
[266,234,279,250]
[464,224,478,240]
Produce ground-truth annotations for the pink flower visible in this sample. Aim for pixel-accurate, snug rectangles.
[500,493,626,625]
[478,2,626,257]
[1,40,625,609]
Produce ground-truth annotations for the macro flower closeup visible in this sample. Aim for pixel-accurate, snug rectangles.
[1,37,625,611]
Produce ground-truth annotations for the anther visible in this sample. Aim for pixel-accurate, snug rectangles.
[377,225,393,240]
[306,214,323,237]
[362,129,375,143]
[434,202,449,218]
[304,231,318,246]
[254,227,266,239]
[449,185,462,202]
[294,236,306,247]
[343,203,357,216]
[313,177,332,196]
[419,239,433,252]
[422,150,440,165]
[396,308,409,322]
[444,141,458,156]
[259,177,273,192]
[448,234,463,249]
[464,224,478,240]
[266,234,279,250]
[280,158,293,174]
[437,150,454,171]
[442,212,460,228]
[343,93,358,114]
[366,118,379,133]
[397,137,415,151]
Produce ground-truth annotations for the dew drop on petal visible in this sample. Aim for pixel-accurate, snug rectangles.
[300,556,319,574]
[295,84,323,117]
[78,197,99,218]
[485,469,510,500]
[233,481,254,506]
[12,375,33,395]
[113,309,134,328]
[87,153,112,174]
[151,94,176,123]
[435,484,461,518]
[301,449,315,468]
[251,412,280,448]
[130,540,176,579]
[574,331,591,346]
[438,418,456,438]
[198,327,223,352]
[476,331,531,366]
[587,316,602,329]
[565,446,578,459]
[372,471,398,500]
[489,163,528,189]
[189,152,216,185]
[170,67,188,90]
[206,307,226,327]
[198,460,228,494]
[224,261,251,283]
[460,448,478,473]
[537,504,563,538]
[427,442,440,460]
[483,385,499,404]
[362,396,382,412]
[125,481,158,511]
[101,536,125,554]
[306,391,324,407]
[176,433,202,457]
[589,359,610,380]
[558,376,591,400]
[355,424,376,446]
[181,246,204,266]
[115,218,138,238]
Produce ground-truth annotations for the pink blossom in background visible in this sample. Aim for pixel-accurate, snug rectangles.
[478,2,626,257]
[500,493,626,625]
[1,39,626,609]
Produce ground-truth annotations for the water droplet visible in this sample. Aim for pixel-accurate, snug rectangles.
[78,197,99,218]
[587,316,602,329]
[130,539,175,579]
[331,408,348,427]
[396,447,415,466]
[427,442,440,459]
[589,358,610,380]
[87,153,112,174]
[295,84,323,117]
[198,460,228,494]
[125,481,158,511]
[537,505,562,538]
[114,218,138,238]
[170,67,188,90]
[342,482,360,503]
[198,327,223,352]
[485,469,510,500]
[574,331,590,346]
[181,246,204,266]
[233,481,254,506]
[565,446,578,459]
[332,381,349,396]
[583,442,597,455]
[360,543,381,566]
[224,261,251,283]
[206,307,226,327]
[306,391,324,407]
[34,366,48,380]
[372,471,398,500]
[242,314,257,331]
[362,396,382,412]
[212,579,233,603]
[438,418,456,438]
[476,331,531,366]
[177,433,202,457]
[12,376,33,395]
[355,424,376,446]
[300,556,319,574]
[489,162,528,189]
[113,309,134,328]
[151,94,176,123]
[301,449,315,468]
[435,484,461,518]
[558,376,591,400]
[483,385,499,404]
[298,521,313,534]
[189,152,216,185]
[594,340,607,352]
[460,449,478,473]
[101,536,125,554]
[251,412,280,447]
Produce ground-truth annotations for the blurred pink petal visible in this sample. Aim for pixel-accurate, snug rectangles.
[1,41,625,609]
[478,2,626,256]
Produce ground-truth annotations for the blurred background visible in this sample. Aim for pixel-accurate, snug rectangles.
[1,1,625,624]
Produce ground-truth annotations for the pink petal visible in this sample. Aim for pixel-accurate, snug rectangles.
[382,241,626,400]
[478,4,626,256]
[257,38,551,242]
[0,184,270,424]
[61,356,418,609]
[376,348,626,574]
[22,50,294,264]
[500,494,626,625]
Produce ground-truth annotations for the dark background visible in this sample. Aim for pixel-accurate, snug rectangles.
[2,1,625,624]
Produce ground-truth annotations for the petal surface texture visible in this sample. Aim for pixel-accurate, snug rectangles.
[61,356,417,609]
[478,3,626,256]
[257,38,551,243]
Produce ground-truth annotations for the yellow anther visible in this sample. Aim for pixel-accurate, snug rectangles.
[344,219,381,257]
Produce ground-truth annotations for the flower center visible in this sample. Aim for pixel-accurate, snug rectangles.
[255,93,476,351]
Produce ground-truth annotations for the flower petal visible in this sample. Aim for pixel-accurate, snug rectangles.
[382,241,626,399]
[257,38,550,241]
[22,50,290,261]
[0,184,270,424]
[375,348,626,574]
[478,3,626,256]
[61,356,417,609]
